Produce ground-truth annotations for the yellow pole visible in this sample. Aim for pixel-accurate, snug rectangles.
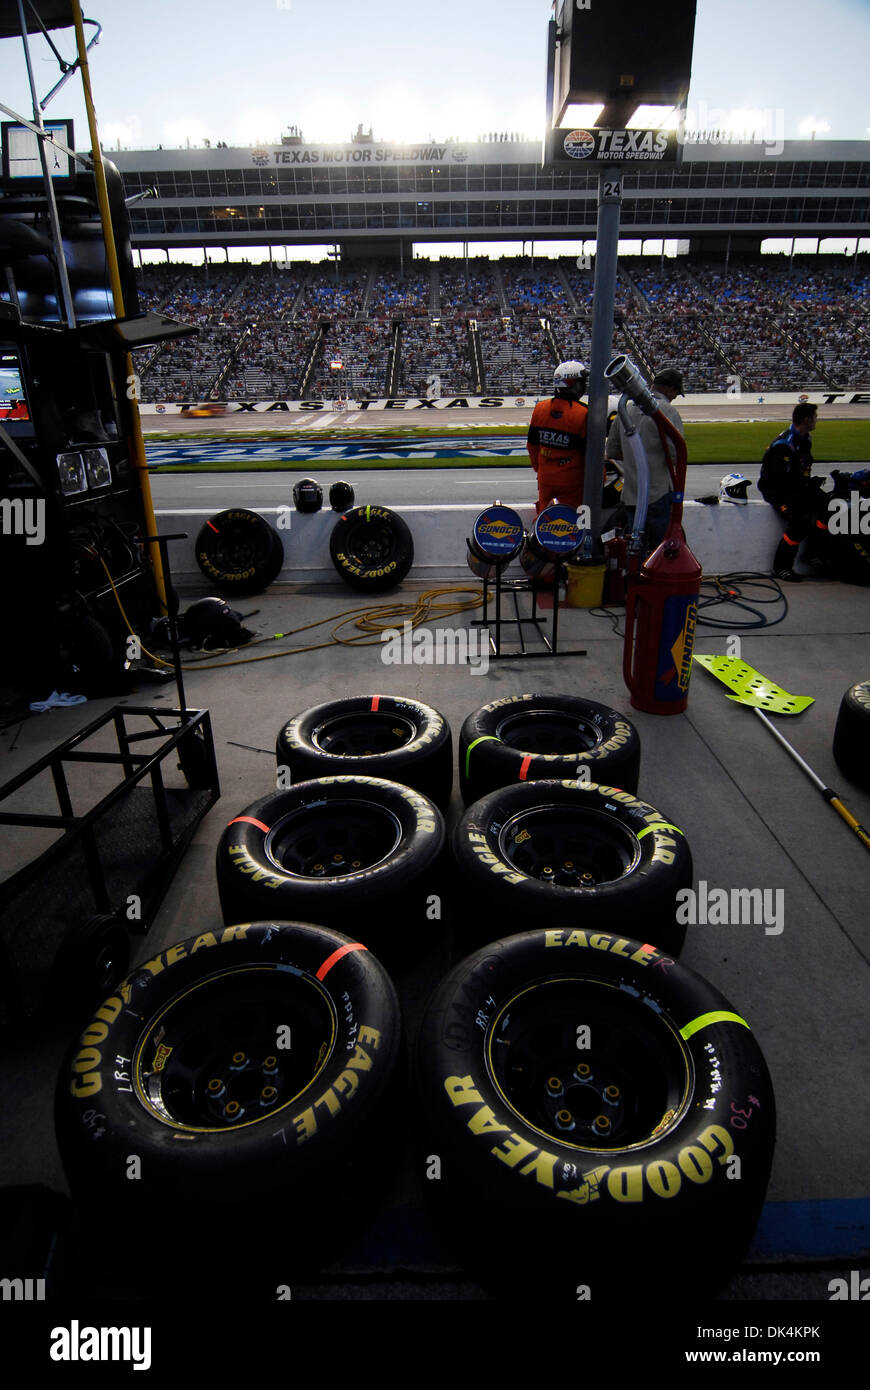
[70,0,168,611]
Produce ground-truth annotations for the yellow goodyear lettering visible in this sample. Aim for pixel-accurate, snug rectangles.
[190,932,218,954]
[467,1105,511,1137]
[557,1164,610,1206]
[444,1074,484,1107]
[220,925,250,943]
[68,994,124,1099]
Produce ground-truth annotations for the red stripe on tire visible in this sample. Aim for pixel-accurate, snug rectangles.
[207,520,219,533]
[228,815,270,833]
[316,942,368,980]
[371,695,381,712]
[518,755,532,780]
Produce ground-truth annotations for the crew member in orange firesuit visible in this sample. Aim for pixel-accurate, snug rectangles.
[526,360,588,514]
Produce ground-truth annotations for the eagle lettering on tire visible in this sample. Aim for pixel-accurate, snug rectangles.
[329,505,413,592]
[55,922,400,1205]
[453,779,691,956]
[415,929,775,1298]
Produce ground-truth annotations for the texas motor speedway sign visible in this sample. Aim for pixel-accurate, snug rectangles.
[546,127,680,164]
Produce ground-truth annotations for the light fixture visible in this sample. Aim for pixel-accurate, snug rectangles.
[559,104,605,128]
[626,105,677,129]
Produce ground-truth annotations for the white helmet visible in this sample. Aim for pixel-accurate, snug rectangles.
[554,360,587,397]
[719,472,751,504]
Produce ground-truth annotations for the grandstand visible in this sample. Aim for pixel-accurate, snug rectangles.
[112,135,869,400]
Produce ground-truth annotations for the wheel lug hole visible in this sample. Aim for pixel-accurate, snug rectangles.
[546,1076,563,1096]
[555,1110,575,1130]
[593,1114,610,1134]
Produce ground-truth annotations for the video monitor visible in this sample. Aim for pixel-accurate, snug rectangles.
[0,347,35,438]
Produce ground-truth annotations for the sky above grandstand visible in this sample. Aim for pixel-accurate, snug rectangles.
[1,0,868,149]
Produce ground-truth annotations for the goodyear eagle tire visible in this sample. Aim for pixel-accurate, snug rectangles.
[276,695,452,810]
[416,929,775,1299]
[459,693,640,805]
[195,507,284,596]
[216,776,445,960]
[453,780,690,955]
[832,680,870,789]
[54,923,400,1291]
[329,504,413,592]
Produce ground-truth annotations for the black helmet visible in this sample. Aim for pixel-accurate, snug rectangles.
[329,479,355,512]
[293,478,323,513]
[181,597,250,650]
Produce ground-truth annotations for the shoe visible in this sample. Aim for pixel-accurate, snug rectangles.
[773,568,802,583]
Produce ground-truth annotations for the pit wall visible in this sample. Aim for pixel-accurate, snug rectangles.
[157,500,788,586]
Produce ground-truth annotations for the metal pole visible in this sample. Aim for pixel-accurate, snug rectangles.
[585,165,623,556]
[15,0,77,326]
[71,0,169,611]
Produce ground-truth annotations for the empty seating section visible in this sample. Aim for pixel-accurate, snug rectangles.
[401,319,472,397]
[133,255,870,399]
[477,318,553,394]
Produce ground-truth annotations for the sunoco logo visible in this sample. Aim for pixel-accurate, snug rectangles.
[564,129,596,159]
[540,518,578,539]
[479,521,521,540]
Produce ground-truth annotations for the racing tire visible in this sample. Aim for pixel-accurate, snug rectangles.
[459,693,641,805]
[452,779,691,956]
[329,505,413,591]
[195,508,284,596]
[216,776,446,962]
[832,680,870,789]
[276,695,452,810]
[176,718,219,791]
[55,922,401,1290]
[51,913,130,1015]
[415,929,775,1299]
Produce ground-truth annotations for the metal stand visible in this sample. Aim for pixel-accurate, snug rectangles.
[470,553,586,661]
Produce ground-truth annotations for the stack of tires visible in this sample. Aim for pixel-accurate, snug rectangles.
[53,688,776,1300]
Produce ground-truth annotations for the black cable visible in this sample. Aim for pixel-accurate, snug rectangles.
[695,571,788,630]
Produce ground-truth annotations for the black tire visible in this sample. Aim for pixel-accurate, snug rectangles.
[55,923,400,1289]
[56,922,399,1200]
[452,779,691,956]
[176,718,218,791]
[276,695,452,810]
[459,693,641,805]
[329,504,413,591]
[416,929,775,1299]
[195,508,284,596]
[833,680,870,788]
[216,776,445,958]
[51,913,130,1013]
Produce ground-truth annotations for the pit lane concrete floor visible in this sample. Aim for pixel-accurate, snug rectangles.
[0,572,868,1303]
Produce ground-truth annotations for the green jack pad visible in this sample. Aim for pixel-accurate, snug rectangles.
[693,655,814,713]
